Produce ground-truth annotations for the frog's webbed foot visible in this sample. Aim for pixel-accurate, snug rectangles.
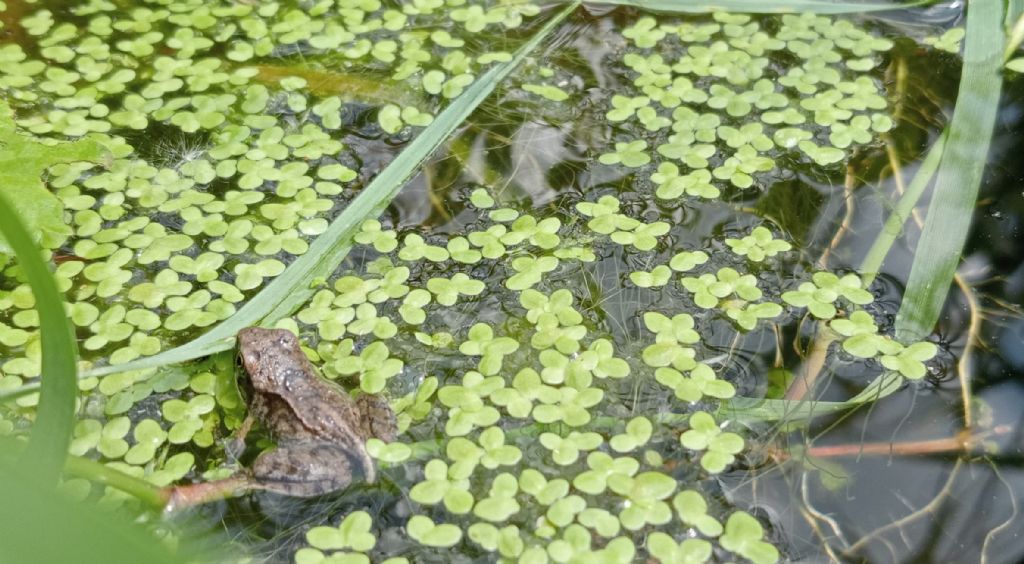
[251,442,369,497]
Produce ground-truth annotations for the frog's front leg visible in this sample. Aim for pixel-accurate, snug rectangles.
[225,414,256,463]
[251,442,371,497]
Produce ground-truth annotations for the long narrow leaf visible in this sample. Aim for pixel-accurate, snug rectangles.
[895,0,1006,341]
[579,0,932,15]
[0,193,78,486]
[719,372,903,425]
[79,1,581,380]
[859,131,947,286]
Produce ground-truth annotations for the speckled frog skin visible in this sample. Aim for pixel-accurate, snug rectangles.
[236,327,397,497]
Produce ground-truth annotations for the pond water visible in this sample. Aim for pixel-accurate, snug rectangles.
[1,0,1023,562]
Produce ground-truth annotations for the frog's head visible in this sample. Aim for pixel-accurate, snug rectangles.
[237,327,302,390]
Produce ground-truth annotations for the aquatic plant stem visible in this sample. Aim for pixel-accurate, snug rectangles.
[859,131,945,287]
[782,328,836,401]
[954,274,980,427]
[63,455,169,510]
[816,163,857,269]
[0,437,166,510]
[802,427,1003,458]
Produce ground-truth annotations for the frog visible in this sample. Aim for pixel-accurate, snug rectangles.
[164,327,397,509]
[234,326,397,496]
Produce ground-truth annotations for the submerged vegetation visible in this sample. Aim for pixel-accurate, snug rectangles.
[0,0,1021,562]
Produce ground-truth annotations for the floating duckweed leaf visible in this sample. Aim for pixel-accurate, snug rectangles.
[669,250,710,272]
[781,271,873,319]
[629,265,672,288]
[427,273,485,305]
[161,394,215,444]
[406,515,463,548]
[672,490,724,537]
[506,255,559,290]
[306,511,376,553]
[503,215,561,249]
[573,452,639,496]
[829,311,897,358]
[124,418,167,465]
[606,95,651,121]
[399,233,450,262]
[726,301,783,331]
[679,411,744,473]
[366,438,412,464]
[681,267,761,309]
[879,341,938,380]
[332,341,403,394]
[725,226,791,261]
[609,417,653,453]
[608,471,676,530]
[923,27,965,53]
[652,164,719,199]
[409,459,474,514]
[599,140,651,168]
[719,512,779,564]
[610,221,670,251]
[469,188,495,208]
[539,431,603,465]
[458,324,520,376]
[378,104,404,134]
[473,472,521,522]
[647,532,713,564]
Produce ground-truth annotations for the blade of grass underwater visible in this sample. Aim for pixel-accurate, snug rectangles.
[719,372,904,424]
[894,0,1006,341]
[75,1,582,381]
[578,0,932,14]
[0,193,78,486]
[859,130,947,287]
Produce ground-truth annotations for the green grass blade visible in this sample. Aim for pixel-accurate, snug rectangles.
[78,1,581,380]
[578,0,932,14]
[719,372,903,424]
[859,131,947,286]
[895,0,1006,341]
[0,193,78,486]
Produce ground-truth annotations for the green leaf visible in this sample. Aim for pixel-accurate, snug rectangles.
[0,193,78,486]
[895,0,1005,341]
[407,515,463,548]
[0,100,110,252]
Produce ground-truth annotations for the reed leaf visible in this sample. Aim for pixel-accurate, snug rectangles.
[895,0,1006,341]
[0,193,78,486]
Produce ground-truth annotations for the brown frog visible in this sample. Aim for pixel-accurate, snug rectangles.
[235,326,397,496]
[164,327,396,509]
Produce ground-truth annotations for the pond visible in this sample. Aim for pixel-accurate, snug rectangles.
[0,0,1023,562]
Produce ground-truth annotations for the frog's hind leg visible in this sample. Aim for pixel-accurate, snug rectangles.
[251,442,370,497]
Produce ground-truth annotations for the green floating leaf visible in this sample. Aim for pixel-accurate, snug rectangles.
[719,512,780,564]
[406,515,463,548]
